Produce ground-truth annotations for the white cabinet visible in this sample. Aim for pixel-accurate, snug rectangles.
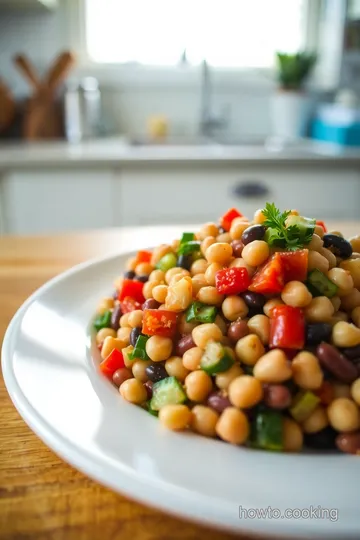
[114,165,360,226]
[0,0,57,10]
[2,169,114,235]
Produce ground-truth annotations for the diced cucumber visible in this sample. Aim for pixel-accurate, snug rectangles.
[186,301,217,323]
[146,400,158,417]
[93,310,112,331]
[179,232,195,245]
[306,268,338,298]
[286,215,316,239]
[250,410,284,451]
[150,376,187,411]
[290,390,320,422]
[156,253,177,272]
[200,341,234,375]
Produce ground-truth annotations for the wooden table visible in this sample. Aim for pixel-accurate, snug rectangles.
[1,224,358,540]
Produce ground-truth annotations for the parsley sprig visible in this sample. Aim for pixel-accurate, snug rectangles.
[263,202,314,251]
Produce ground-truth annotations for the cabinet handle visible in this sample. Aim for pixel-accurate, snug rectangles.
[231,181,270,198]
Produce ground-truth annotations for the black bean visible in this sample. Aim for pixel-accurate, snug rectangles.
[304,427,337,450]
[241,225,266,245]
[323,234,352,259]
[305,323,332,346]
[144,380,153,399]
[177,254,192,270]
[110,305,123,330]
[241,291,265,310]
[316,342,358,383]
[145,363,168,383]
[130,327,142,347]
[124,270,136,279]
[342,345,360,360]
[207,392,232,413]
[134,275,148,283]
[231,239,244,258]
[142,299,160,310]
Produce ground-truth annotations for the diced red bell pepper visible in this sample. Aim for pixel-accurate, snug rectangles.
[118,279,145,304]
[269,305,305,350]
[279,249,308,283]
[136,250,152,263]
[220,208,243,232]
[215,267,250,295]
[249,253,285,294]
[315,381,334,405]
[120,296,142,313]
[316,220,327,233]
[100,348,125,378]
[142,309,178,337]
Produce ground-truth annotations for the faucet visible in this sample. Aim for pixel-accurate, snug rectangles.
[199,59,228,138]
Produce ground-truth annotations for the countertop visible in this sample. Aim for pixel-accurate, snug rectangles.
[0,137,359,169]
[1,223,359,540]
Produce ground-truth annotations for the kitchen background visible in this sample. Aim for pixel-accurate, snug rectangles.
[0,0,359,235]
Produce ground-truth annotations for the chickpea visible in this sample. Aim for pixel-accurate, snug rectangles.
[331,296,341,312]
[191,274,208,296]
[341,288,360,311]
[332,321,360,348]
[182,347,203,371]
[96,297,114,315]
[149,269,165,283]
[328,230,343,238]
[177,313,198,336]
[120,312,131,328]
[281,281,312,308]
[215,364,244,390]
[327,398,360,432]
[302,406,328,434]
[351,379,360,406]
[235,334,265,366]
[331,311,349,325]
[307,234,323,251]
[127,310,144,328]
[117,326,132,345]
[247,314,270,345]
[165,267,188,285]
[205,242,233,265]
[228,375,263,409]
[352,306,360,328]
[150,244,172,266]
[132,360,151,382]
[120,378,147,404]
[135,262,153,276]
[152,284,168,304]
[307,250,329,274]
[96,327,116,345]
[230,218,250,241]
[332,382,351,399]
[167,269,190,286]
[216,233,231,244]
[143,280,160,300]
[253,349,291,383]
[185,370,213,402]
[191,405,219,437]
[328,268,354,295]
[304,296,334,323]
[319,247,337,269]
[340,259,360,289]
[253,209,266,224]
[198,222,219,241]
[229,257,256,277]
[165,356,190,382]
[101,336,126,359]
[192,323,223,349]
[283,418,303,452]
[222,296,248,321]
[349,235,360,253]
[291,351,323,390]
[126,256,138,271]
[263,297,284,317]
[201,236,216,256]
[191,258,208,276]
[215,407,249,445]
[146,335,173,362]
[205,262,223,286]
[242,240,269,267]
[122,345,135,368]
[114,275,123,291]
[159,404,192,431]
[165,276,193,312]
[197,286,224,306]
[314,224,325,238]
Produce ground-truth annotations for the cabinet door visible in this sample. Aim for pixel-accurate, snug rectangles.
[2,169,114,235]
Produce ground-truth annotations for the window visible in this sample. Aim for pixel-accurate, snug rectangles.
[84,0,310,68]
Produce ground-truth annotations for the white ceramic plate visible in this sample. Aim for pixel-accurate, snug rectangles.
[2,250,360,540]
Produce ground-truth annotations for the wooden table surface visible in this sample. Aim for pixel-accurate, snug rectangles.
[1,223,359,540]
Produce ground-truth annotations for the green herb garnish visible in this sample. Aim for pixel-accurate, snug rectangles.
[263,202,314,251]
[129,335,150,360]
[93,310,112,331]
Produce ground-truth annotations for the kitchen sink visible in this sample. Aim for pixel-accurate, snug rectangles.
[128,135,269,147]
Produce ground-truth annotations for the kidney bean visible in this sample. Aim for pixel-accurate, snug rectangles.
[110,304,123,331]
[134,275,148,283]
[336,432,360,454]
[112,289,119,300]
[316,342,358,383]
[342,345,360,360]
[305,426,337,450]
[263,384,291,409]
[323,234,352,259]
[231,239,244,257]
[175,334,195,356]
[227,320,249,343]
[142,298,160,310]
[306,323,332,346]
[207,391,232,413]
[112,367,132,387]
[241,225,266,245]
[124,270,136,279]
[177,254,192,270]
[144,380,153,399]
[241,291,265,310]
[145,363,168,383]
[130,327,142,347]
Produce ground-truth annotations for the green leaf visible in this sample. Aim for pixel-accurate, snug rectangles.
[93,310,112,331]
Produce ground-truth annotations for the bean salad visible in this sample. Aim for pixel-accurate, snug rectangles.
[93,204,360,454]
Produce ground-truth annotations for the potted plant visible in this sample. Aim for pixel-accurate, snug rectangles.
[271,51,317,140]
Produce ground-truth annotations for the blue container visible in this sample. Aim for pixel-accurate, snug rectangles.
[311,104,360,147]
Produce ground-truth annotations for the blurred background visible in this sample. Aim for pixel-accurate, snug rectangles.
[0,0,359,235]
